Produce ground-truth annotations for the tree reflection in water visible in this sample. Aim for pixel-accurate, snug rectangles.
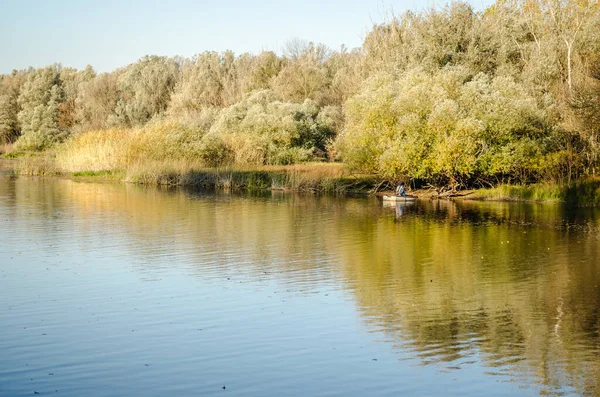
[3,177,599,395]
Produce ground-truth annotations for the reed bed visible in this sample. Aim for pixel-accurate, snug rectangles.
[477,184,566,203]
[122,161,375,193]
[39,123,600,202]
[53,122,376,193]
[476,179,600,206]
[17,153,59,176]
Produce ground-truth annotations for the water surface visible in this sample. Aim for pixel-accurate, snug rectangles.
[1,175,599,396]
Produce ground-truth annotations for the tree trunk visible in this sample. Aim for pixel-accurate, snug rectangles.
[566,40,573,93]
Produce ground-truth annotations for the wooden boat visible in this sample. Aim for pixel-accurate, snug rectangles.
[382,194,418,202]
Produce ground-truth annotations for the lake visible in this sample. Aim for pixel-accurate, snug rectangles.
[1,174,599,396]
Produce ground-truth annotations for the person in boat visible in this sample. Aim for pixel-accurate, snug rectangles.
[395,182,406,197]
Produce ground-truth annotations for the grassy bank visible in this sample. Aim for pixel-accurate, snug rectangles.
[475,180,600,206]
[475,184,566,203]
[4,130,600,204]
[122,162,377,193]
[44,122,378,193]
[3,154,377,194]
[3,149,377,194]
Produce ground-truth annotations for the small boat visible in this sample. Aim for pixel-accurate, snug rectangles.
[382,194,418,202]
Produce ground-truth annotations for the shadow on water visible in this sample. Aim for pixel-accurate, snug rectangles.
[1,176,599,395]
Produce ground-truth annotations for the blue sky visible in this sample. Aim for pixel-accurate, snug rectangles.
[0,0,495,74]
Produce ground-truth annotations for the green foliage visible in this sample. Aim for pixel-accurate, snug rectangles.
[337,68,554,186]
[272,42,330,104]
[478,178,600,206]
[112,56,180,126]
[16,131,56,151]
[197,133,232,167]
[75,72,120,131]
[58,66,95,129]
[565,178,600,206]
[363,2,476,73]
[0,72,24,143]
[0,94,19,143]
[243,51,283,92]
[72,170,115,178]
[2,0,600,189]
[169,52,233,113]
[16,66,67,150]
[208,90,337,165]
[478,183,565,202]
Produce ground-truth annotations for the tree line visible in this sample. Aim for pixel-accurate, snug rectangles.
[1,0,599,188]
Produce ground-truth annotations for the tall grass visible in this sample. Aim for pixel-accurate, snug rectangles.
[56,121,205,173]
[477,183,566,203]
[46,121,600,203]
[17,152,59,176]
[56,128,129,172]
[0,143,13,156]
[122,161,375,193]
[0,143,25,158]
[54,121,377,193]
[476,180,600,206]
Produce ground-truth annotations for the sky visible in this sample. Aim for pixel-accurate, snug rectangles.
[0,0,495,74]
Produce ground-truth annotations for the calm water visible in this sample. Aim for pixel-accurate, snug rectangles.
[1,175,599,396]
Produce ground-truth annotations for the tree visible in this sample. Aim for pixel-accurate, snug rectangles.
[0,72,25,143]
[58,65,95,130]
[75,71,120,131]
[544,0,599,93]
[323,48,364,106]
[16,65,66,149]
[338,68,552,187]
[169,52,228,114]
[0,94,19,143]
[114,55,180,126]
[208,89,337,165]
[363,2,476,75]
[239,51,282,93]
[272,41,330,104]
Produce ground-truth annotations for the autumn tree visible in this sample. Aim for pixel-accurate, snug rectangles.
[271,41,330,104]
[16,65,67,150]
[57,65,95,130]
[113,55,180,126]
[75,71,120,131]
[169,52,229,114]
[0,71,26,143]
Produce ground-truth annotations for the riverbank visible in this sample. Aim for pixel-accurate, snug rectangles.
[2,155,599,205]
[0,156,378,194]
[404,181,600,207]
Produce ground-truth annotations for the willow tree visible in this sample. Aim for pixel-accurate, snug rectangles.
[169,52,232,114]
[545,0,599,93]
[337,68,553,187]
[0,94,19,143]
[502,0,600,93]
[16,65,67,150]
[57,65,95,130]
[75,72,120,131]
[363,2,476,75]
[206,89,338,165]
[271,41,331,104]
[0,72,25,143]
[239,51,282,94]
[113,55,180,126]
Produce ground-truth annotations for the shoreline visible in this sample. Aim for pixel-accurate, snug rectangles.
[1,157,598,206]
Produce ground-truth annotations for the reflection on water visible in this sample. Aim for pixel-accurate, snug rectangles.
[0,175,599,396]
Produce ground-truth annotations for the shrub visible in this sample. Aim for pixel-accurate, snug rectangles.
[208,90,337,165]
[336,68,554,187]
